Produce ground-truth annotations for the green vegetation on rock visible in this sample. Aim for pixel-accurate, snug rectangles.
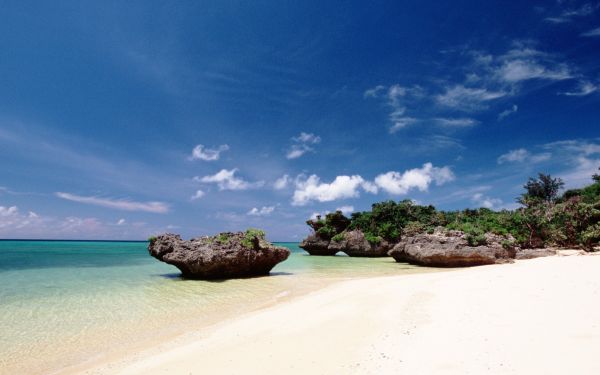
[304,169,600,250]
[241,228,266,249]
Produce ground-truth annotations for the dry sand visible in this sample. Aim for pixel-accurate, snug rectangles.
[86,255,600,375]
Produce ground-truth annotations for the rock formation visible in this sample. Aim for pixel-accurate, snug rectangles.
[388,228,517,267]
[515,248,557,260]
[299,234,339,256]
[148,230,290,279]
[333,230,391,257]
[299,229,391,257]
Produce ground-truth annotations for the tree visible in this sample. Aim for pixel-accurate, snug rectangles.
[518,173,564,205]
[593,167,600,183]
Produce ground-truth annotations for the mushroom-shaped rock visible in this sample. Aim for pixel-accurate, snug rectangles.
[148,230,290,279]
[299,234,337,256]
[337,230,390,257]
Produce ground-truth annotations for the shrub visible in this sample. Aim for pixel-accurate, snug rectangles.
[241,228,266,249]
[331,233,345,242]
[364,233,382,245]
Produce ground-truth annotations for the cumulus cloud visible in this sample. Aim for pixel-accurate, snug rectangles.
[55,192,169,213]
[117,218,126,225]
[273,174,291,190]
[189,144,229,161]
[292,175,376,206]
[498,104,519,120]
[497,148,551,164]
[336,205,354,215]
[472,193,503,210]
[247,206,275,216]
[191,189,205,200]
[0,205,18,217]
[374,163,454,195]
[195,169,263,191]
[286,132,321,159]
[291,163,454,205]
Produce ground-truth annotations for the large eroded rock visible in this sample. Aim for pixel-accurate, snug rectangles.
[299,234,338,256]
[388,229,515,267]
[148,231,290,279]
[335,230,390,257]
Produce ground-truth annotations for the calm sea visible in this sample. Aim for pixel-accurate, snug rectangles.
[0,240,430,374]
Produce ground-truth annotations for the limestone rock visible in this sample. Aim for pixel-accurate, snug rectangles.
[388,229,515,267]
[148,231,290,279]
[299,234,337,256]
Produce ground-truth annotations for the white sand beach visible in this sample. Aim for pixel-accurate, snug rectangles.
[86,255,600,375]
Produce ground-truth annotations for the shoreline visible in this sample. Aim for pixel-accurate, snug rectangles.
[81,255,600,375]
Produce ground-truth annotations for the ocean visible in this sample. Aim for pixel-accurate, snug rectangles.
[0,240,431,374]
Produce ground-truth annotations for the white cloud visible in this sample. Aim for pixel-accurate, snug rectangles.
[361,181,379,194]
[472,193,503,210]
[191,189,205,200]
[292,175,375,206]
[581,27,600,37]
[436,85,506,111]
[434,118,479,127]
[546,3,597,23]
[0,205,18,217]
[363,85,385,98]
[273,174,291,190]
[498,104,519,120]
[559,156,600,188]
[117,218,126,225]
[247,206,275,216]
[55,192,169,213]
[195,169,263,191]
[496,59,572,82]
[389,117,418,133]
[336,205,354,215]
[561,81,598,96]
[543,140,600,156]
[189,144,229,161]
[286,132,321,159]
[497,148,551,164]
[374,163,454,195]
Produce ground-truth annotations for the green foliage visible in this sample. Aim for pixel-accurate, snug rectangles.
[331,233,345,242]
[402,221,426,237]
[302,169,600,251]
[364,233,382,245]
[241,228,266,249]
[148,236,157,244]
[306,211,351,240]
[348,200,439,242]
[216,232,232,244]
[519,173,564,206]
[316,226,336,240]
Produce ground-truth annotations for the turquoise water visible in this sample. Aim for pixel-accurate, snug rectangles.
[0,240,430,375]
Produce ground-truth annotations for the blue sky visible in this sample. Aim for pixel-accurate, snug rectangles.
[1,0,599,240]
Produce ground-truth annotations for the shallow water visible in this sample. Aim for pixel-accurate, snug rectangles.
[0,240,433,374]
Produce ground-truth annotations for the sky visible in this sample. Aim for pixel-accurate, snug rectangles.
[1,0,599,240]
